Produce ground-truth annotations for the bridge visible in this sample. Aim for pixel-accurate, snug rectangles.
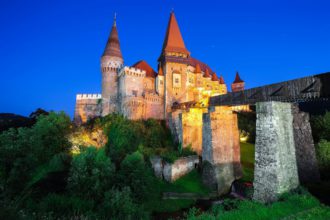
[169,72,330,203]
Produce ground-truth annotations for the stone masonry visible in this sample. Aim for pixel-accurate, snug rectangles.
[150,155,200,182]
[253,101,299,203]
[202,106,242,195]
[292,104,320,183]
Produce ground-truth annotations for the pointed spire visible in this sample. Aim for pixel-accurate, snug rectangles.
[194,63,201,73]
[160,11,190,56]
[102,14,122,59]
[211,73,219,81]
[219,75,225,84]
[158,65,164,76]
[113,12,117,27]
[233,71,244,83]
[203,69,211,78]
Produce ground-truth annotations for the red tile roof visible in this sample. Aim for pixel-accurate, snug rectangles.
[195,63,201,73]
[211,73,219,81]
[233,72,244,83]
[102,18,122,58]
[132,60,157,78]
[160,12,190,56]
[219,75,225,84]
[204,69,211,78]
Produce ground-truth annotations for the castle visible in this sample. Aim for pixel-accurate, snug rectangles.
[74,12,246,124]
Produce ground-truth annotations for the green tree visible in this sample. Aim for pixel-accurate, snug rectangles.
[67,147,115,201]
[311,111,330,142]
[101,187,149,220]
[0,112,72,197]
[118,151,154,202]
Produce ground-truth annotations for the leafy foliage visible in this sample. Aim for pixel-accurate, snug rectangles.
[0,111,72,197]
[118,151,155,201]
[101,187,149,220]
[67,147,115,200]
[237,112,256,143]
[310,111,330,142]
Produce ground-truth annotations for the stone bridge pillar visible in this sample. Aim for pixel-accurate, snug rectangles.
[292,104,320,183]
[202,106,242,195]
[253,101,299,203]
[168,108,204,155]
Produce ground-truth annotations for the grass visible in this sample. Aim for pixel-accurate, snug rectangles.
[162,170,211,195]
[240,142,255,182]
[186,193,330,220]
[146,169,211,213]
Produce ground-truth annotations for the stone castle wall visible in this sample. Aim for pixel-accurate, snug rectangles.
[74,94,102,124]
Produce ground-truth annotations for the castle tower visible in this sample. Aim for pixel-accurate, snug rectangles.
[219,75,227,94]
[156,65,165,95]
[159,11,191,118]
[231,72,245,92]
[101,14,123,116]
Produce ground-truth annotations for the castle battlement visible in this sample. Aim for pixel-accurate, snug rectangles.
[120,66,146,77]
[76,94,102,100]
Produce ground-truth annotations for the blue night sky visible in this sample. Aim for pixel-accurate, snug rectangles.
[1,0,330,117]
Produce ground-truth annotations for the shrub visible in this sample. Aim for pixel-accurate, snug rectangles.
[38,194,95,217]
[0,112,72,197]
[237,112,256,143]
[311,111,330,142]
[101,187,149,220]
[67,147,115,201]
[316,140,330,179]
[118,151,155,202]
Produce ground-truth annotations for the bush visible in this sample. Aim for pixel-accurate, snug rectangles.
[316,140,330,179]
[237,112,256,143]
[67,147,115,201]
[38,194,95,217]
[311,111,330,142]
[118,151,155,201]
[101,187,149,220]
[0,112,72,197]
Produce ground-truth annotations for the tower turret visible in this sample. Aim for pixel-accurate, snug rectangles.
[231,72,245,92]
[101,14,124,116]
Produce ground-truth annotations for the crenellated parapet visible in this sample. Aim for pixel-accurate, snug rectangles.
[76,94,102,100]
[74,93,102,125]
[119,66,146,78]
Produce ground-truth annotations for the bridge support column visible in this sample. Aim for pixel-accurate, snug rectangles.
[168,108,204,155]
[292,104,320,183]
[202,106,242,195]
[181,108,204,155]
[253,101,299,203]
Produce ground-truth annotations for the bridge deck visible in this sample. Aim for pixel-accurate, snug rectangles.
[209,72,330,106]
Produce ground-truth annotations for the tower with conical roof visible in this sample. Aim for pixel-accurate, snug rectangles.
[231,72,245,92]
[159,11,191,117]
[101,14,124,116]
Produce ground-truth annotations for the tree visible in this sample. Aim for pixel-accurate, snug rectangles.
[118,151,154,202]
[0,111,72,197]
[67,147,115,201]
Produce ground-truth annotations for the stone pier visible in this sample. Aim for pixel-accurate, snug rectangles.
[292,104,320,183]
[253,101,299,203]
[168,108,204,155]
[202,106,242,195]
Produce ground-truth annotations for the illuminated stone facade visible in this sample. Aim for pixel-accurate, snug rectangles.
[74,12,246,125]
